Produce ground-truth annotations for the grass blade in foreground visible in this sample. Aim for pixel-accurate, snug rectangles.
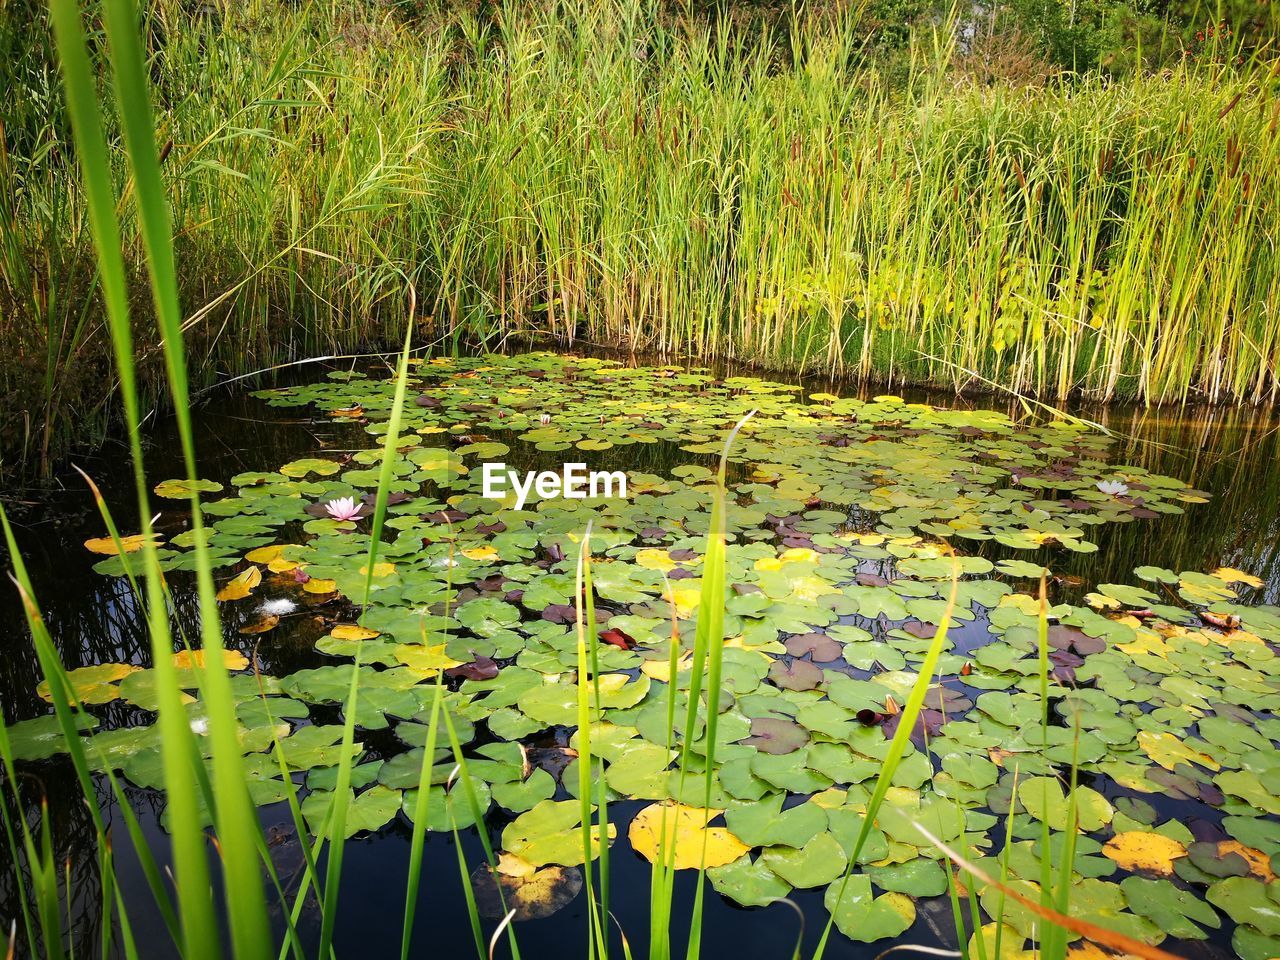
[813,560,961,959]
[45,1,220,954]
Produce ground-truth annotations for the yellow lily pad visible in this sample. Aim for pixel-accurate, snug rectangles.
[1102,831,1187,876]
[84,533,161,555]
[628,802,749,870]
[216,566,262,601]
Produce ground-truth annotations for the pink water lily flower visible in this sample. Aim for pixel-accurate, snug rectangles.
[324,496,364,521]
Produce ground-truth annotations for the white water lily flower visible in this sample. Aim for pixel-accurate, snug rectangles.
[1096,479,1130,496]
[190,718,209,736]
[259,598,297,616]
[324,496,362,521]
[539,413,552,425]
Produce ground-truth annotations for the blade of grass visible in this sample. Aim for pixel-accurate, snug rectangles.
[813,560,961,960]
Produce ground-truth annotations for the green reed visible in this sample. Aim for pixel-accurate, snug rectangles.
[4,0,1280,477]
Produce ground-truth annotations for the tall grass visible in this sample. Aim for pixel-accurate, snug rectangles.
[5,0,1280,475]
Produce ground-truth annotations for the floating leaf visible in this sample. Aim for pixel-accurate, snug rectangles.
[707,855,792,907]
[1207,877,1280,937]
[330,624,380,641]
[741,716,808,755]
[84,533,161,555]
[37,663,139,705]
[628,802,749,870]
[502,800,616,867]
[217,566,263,601]
[153,478,224,498]
[1102,831,1187,876]
[471,854,582,921]
[1120,877,1221,939]
[823,874,916,942]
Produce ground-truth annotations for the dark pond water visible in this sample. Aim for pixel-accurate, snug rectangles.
[3,351,1280,959]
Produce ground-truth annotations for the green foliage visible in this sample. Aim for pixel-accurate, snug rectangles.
[3,0,1280,478]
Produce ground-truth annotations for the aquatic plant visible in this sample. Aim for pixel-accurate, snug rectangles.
[323,497,367,522]
[6,2,1280,959]
[13,350,1280,960]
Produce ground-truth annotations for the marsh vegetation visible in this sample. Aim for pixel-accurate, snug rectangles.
[6,1,1280,959]
[4,0,1280,474]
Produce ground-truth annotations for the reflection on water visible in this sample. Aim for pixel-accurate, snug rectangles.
[3,353,1279,959]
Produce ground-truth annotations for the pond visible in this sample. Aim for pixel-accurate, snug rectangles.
[4,351,1280,960]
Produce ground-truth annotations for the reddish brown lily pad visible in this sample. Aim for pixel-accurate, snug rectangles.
[742,716,809,755]
[768,659,824,692]
[784,633,841,661]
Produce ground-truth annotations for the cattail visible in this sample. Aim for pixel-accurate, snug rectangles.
[1011,155,1026,191]
[1218,91,1244,121]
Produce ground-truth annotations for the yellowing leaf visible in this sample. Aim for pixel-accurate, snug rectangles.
[37,663,139,705]
[1212,567,1263,588]
[153,478,223,499]
[173,648,250,671]
[394,642,463,677]
[330,624,380,641]
[810,789,848,809]
[84,533,161,555]
[1216,841,1277,881]
[998,594,1044,616]
[1084,592,1122,610]
[471,857,584,922]
[636,549,676,572]
[461,546,499,562]
[627,802,749,870]
[1117,630,1171,659]
[303,578,338,595]
[789,574,838,602]
[969,924,1036,960]
[1102,831,1187,876]
[239,614,280,635]
[1068,943,1143,960]
[216,566,262,601]
[245,545,285,564]
[640,651,693,682]
[664,585,702,619]
[592,674,631,696]
[495,852,538,879]
[755,547,819,570]
[359,562,396,577]
[1136,730,1220,772]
